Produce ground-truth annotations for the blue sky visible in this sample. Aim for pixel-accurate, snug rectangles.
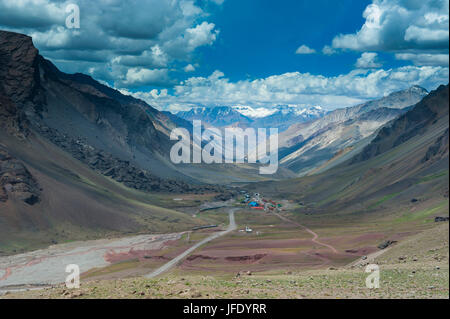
[196,0,373,80]
[0,0,448,111]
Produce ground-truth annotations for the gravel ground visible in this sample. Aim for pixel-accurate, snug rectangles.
[0,232,182,294]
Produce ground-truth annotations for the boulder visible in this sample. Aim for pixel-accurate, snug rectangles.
[378,240,397,249]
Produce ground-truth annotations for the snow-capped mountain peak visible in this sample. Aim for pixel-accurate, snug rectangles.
[232,105,277,118]
[176,105,327,131]
[232,105,326,119]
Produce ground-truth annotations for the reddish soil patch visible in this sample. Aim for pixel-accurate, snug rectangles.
[389,231,420,241]
[225,254,267,263]
[194,249,270,258]
[205,238,312,250]
[0,268,11,281]
[163,238,183,247]
[344,246,378,256]
[326,233,385,248]
[186,254,218,261]
[179,251,330,273]
[258,253,320,267]
[104,249,170,263]
[352,233,386,242]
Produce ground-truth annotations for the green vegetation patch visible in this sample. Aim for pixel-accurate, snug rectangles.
[395,200,449,223]
[417,171,449,184]
[368,192,401,209]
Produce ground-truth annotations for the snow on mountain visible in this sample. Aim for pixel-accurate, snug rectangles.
[237,105,327,131]
[232,105,277,118]
[233,105,325,119]
[176,105,327,130]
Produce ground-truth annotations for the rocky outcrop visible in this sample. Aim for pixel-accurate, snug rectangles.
[0,30,40,138]
[378,240,397,250]
[0,93,29,138]
[435,216,449,222]
[0,146,41,204]
[422,128,449,163]
[0,30,44,114]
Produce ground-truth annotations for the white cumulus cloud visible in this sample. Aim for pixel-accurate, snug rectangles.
[295,45,316,54]
[121,68,170,87]
[184,64,196,72]
[396,53,449,67]
[356,52,383,68]
[127,66,448,112]
[0,0,220,88]
[322,45,337,55]
[328,0,449,66]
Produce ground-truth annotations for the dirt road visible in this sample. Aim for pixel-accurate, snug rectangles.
[273,211,338,254]
[145,208,238,278]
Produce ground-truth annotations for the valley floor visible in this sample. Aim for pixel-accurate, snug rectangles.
[1,198,448,299]
[3,225,448,299]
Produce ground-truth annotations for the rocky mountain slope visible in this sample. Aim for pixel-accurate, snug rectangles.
[351,85,449,164]
[0,145,40,205]
[0,30,227,254]
[0,30,220,185]
[277,86,428,175]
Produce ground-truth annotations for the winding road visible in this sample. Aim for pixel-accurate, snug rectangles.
[273,211,338,254]
[1,204,335,291]
[145,208,238,278]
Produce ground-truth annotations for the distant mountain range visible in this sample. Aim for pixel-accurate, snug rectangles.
[175,85,429,176]
[276,85,429,175]
[176,105,327,131]
[177,106,253,128]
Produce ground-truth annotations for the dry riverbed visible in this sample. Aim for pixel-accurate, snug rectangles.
[0,232,183,294]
